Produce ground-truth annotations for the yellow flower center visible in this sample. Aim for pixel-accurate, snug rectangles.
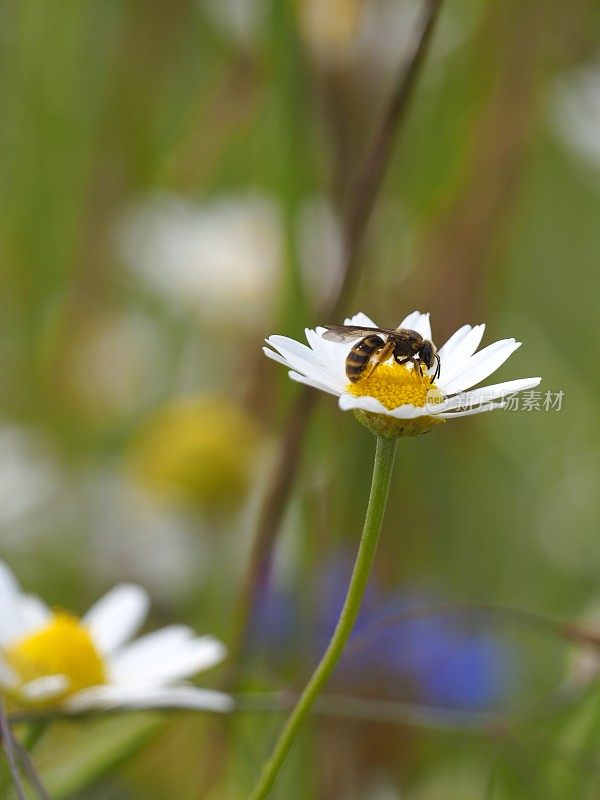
[347,363,438,410]
[7,612,106,701]
[346,363,446,439]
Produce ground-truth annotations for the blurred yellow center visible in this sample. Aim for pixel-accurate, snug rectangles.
[7,612,106,699]
[347,364,437,410]
[129,395,260,512]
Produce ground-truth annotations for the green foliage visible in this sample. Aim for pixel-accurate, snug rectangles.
[31,714,162,798]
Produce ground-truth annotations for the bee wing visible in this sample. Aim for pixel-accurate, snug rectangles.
[320,325,397,343]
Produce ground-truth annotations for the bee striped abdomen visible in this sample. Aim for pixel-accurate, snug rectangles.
[345,335,385,382]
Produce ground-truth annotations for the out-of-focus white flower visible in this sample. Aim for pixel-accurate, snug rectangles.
[199,0,267,47]
[299,0,473,73]
[360,776,402,800]
[264,310,541,438]
[115,192,283,326]
[0,427,63,533]
[567,596,600,688]
[296,197,344,306]
[550,62,600,175]
[0,562,232,713]
[85,472,205,604]
[357,0,470,74]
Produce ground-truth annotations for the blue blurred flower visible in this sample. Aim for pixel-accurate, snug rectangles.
[250,554,517,712]
[374,604,515,710]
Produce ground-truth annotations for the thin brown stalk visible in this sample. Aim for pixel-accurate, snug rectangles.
[228,0,445,672]
[0,700,26,800]
[329,0,444,323]
[342,601,600,655]
[11,738,51,800]
[228,677,586,734]
[344,602,567,657]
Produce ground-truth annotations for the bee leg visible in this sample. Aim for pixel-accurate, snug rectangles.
[412,359,425,377]
[362,340,395,379]
[360,357,380,380]
[394,355,422,376]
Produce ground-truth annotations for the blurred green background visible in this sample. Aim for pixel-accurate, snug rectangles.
[1,0,600,797]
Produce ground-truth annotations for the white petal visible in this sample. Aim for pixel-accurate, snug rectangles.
[84,584,150,656]
[267,335,322,365]
[0,562,26,645]
[447,324,485,361]
[438,324,486,381]
[265,348,342,388]
[265,337,339,386]
[339,393,432,419]
[263,346,293,368]
[109,627,220,681]
[343,312,378,327]
[473,376,542,395]
[67,684,234,713]
[267,331,347,388]
[438,401,506,419]
[388,404,431,419]
[440,340,521,395]
[111,625,194,659]
[437,376,542,411]
[0,655,19,689]
[113,635,226,685]
[437,325,473,360]
[399,311,431,340]
[338,394,390,415]
[19,594,51,636]
[399,310,421,329]
[288,370,343,396]
[305,328,347,381]
[21,674,69,701]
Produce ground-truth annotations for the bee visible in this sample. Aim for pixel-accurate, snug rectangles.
[321,324,441,383]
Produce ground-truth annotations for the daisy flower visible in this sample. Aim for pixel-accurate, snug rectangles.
[0,562,232,713]
[264,311,541,437]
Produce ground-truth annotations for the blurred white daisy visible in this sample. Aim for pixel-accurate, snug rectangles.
[84,470,206,604]
[264,311,541,437]
[0,427,64,542]
[199,0,266,47]
[296,197,344,306]
[550,61,600,176]
[567,595,600,688]
[115,191,283,326]
[299,0,473,73]
[0,563,231,713]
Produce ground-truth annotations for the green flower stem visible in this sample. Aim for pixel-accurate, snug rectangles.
[247,436,398,800]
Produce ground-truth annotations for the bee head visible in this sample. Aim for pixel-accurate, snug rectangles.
[419,340,436,370]
[420,340,441,381]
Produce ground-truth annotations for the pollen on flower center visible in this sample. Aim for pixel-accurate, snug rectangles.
[7,612,106,698]
[346,363,439,410]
